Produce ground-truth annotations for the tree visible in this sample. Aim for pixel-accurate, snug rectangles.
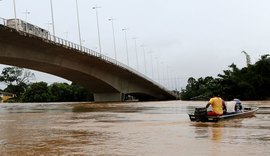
[0,66,35,101]
[69,83,94,101]
[0,66,35,85]
[4,82,28,101]
[49,83,73,102]
[21,82,51,102]
[242,51,251,66]
[20,82,94,102]
[48,82,94,102]
[181,54,270,100]
[252,54,270,99]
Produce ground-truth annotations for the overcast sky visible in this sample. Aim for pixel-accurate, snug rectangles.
[0,0,270,90]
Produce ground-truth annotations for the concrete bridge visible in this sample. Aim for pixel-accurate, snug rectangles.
[0,19,179,102]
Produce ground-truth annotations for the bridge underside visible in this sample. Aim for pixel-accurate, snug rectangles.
[0,25,178,102]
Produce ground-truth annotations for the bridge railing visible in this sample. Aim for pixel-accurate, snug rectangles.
[0,17,179,98]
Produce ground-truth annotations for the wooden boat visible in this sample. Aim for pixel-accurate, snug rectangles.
[188,107,259,122]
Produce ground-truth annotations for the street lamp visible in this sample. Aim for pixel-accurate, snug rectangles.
[133,37,139,71]
[75,0,82,48]
[148,51,154,79]
[122,28,129,66]
[82,39,85,46]
[166,66,171,90]
[160,61,166,86]
[44,22,52,32]
[22,9,30,32]
[22,10,30,22]
[108,17,117,60]
[155,56,160,83]
[141,44,147,75]
[13,0,18,30]
[49,0,56,38]
[93,6,102,55]
[64,31,69,40]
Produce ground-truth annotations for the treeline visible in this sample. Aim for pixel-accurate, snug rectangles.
[21,82,93,102]
[1,54,269,102]
[0,67,93,102]
[181,54,270,100]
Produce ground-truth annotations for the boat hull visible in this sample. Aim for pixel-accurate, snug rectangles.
[189,107,258,122]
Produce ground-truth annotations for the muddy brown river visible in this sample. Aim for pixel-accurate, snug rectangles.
[0,101,269,155]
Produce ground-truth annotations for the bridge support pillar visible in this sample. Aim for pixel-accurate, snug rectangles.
[94,93,124,102]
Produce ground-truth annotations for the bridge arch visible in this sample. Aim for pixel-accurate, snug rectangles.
[0,25,177,101]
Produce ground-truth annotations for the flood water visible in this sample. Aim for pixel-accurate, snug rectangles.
[0,101,269,156]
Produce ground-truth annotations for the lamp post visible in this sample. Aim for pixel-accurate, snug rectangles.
[45,22,52,32]
[161,61,165,86]
[49,0,56,38]
[75,0,82,48]
[108,17,117,60]
[93,6,102,55]
[122,28,129,66]
[0,0,2,15]
[155,56,160,83]
[13,0,18,30]
[148,51,154,79]
[22,10,30,22]
[64,31,69,40]
[166,66,171,90]
[22,9,30,32]
[141,44,147,75]
[133,37,139,71]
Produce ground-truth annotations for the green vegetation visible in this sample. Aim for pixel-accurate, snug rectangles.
[0,67,33,101]
[1,54,269,102]
[20,82,93,102]
[0,67,93,102]
[181,54,270,100]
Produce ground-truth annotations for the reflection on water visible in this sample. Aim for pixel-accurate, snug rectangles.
[192,122,224,142]
[211,127,222,141]
[0,101,270,155]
